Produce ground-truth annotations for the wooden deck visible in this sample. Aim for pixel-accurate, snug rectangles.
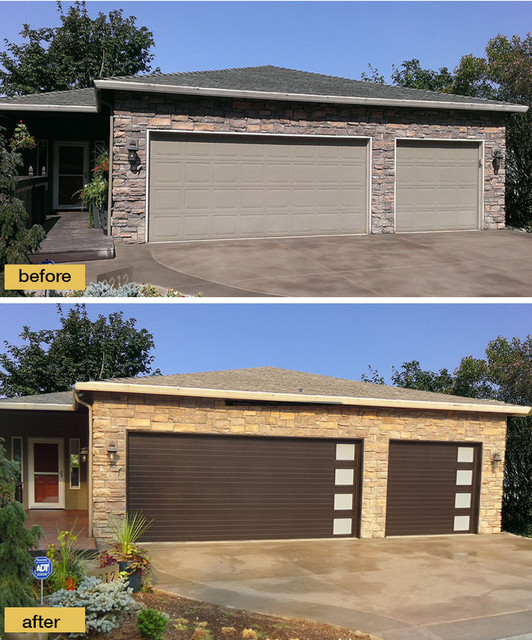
[25,509,98,551]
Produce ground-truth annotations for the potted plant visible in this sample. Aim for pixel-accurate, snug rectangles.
[78,152,108,230]
[108,512,152,592]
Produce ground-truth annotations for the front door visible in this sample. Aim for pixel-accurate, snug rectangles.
[53,142,89,209]
[28,438,65,509]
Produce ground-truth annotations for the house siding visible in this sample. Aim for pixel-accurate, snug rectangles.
[90,391,507,541]
[111,92,506,242]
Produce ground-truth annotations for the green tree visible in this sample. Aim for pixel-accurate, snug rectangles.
[363,335,532,535]
[0,437,43,634]
[0,124,45,296]
[0,304,159,397]
[0,1,158,96]
[391,59,455,93]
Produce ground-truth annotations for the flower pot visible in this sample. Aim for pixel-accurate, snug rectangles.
[118,560,142,592]
[92,204,102,229]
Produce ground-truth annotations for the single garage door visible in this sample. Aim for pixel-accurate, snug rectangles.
[386,441,481,536]
[148,133,369,242]
[127,433,362,542]
[396,140,481,232]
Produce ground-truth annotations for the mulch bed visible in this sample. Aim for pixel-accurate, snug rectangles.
[90,589,381,640]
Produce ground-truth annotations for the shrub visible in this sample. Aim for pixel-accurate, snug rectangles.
[190,629,213,640]
[45,526,88,593]
[48,575,136,636]
[137,607,169,640]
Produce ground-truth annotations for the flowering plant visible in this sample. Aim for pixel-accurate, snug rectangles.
[10,121,36,150]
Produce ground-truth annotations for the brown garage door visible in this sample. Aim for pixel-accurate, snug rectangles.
[127,433,362,542]
[148,133,369,242]
[386,441,481,536]
[396,140,481,232]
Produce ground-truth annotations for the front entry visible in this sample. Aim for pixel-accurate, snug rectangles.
[28,438,65,509]
[53,142,89,209]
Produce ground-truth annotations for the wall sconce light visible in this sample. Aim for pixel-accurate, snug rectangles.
[80,447,89,463]
[492,149,504,175]
[491,452,503,470]
[127,140,139,169]
[107,442,118,465]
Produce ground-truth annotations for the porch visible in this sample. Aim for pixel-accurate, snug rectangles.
[25,509,97,553]
[29,210,115,263]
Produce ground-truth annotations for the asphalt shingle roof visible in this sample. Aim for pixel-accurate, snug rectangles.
[98,366,513,410]
[0,66,524,111]
[0,390,74,406]
[0,87,97,108]
[102,65,511,108]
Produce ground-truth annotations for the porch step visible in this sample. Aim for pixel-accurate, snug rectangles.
[30,211,115,264]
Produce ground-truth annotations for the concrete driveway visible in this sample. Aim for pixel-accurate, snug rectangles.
[81,229,532,297]
[146,534,532,640]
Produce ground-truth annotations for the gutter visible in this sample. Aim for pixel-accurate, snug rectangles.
[74,381,531,416]
[0,398,77,412]
[0,104,98,113]
[93,79,529,114]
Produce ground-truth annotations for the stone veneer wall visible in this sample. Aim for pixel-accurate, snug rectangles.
[90,392,507,540]
[111,92,506,242]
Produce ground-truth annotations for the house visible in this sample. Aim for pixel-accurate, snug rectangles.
[0,367,529,543]
[0,66,527,244]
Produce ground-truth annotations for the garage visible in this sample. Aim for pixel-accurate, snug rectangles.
[127,432,362,542]
[385,441,482,536]
[395,140,482,232]
[148,132,369,242]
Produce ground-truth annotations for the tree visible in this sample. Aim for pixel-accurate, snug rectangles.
[391,59,455,93]
[0,437,43,634]
[0,1,158,96]
[0,123,45,295]
[363,335,532,536]
[0,304,159,397]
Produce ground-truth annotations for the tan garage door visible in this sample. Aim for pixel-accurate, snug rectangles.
[127,433,362,542]
[396,140,481,232]
[148,133,369,242]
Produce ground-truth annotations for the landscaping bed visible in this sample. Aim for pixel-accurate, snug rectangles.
[89,589,381,640]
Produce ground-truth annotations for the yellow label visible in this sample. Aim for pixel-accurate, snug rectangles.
[4,265,85,290]
[4,607,86,633]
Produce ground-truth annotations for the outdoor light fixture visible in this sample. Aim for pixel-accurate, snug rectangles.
[491,452,503,470]
[107,442,118,464]
[80,447,89,463]
[492,149,504,174]
[127,140,139,168]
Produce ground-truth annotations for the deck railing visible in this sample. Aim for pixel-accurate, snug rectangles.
[14,174,48,227]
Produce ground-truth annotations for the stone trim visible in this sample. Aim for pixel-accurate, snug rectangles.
[111,93,506,243]
[90,392,507,541]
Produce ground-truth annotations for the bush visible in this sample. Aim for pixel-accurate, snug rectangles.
[45,527,88,593]
[137,607,169,640]
[48,575,136,636]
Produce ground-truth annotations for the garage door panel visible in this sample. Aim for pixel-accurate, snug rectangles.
[396,141,480,232]
[128,433,362,542]
[149,133,369,241]
[386,441,481,536]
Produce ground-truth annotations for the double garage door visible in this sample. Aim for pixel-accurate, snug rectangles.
[127,434,482,542]
[148,134,481,242]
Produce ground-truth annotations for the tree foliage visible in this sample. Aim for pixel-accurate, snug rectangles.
[391,59,455,93]
[0,304,159,396]
[0,124,45,295]
[363,335,532,536]
[0,437,43,634]
[0,1,158,95]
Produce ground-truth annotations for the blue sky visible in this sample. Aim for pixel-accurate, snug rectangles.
[1,2,531,82]
[0,303,530,383]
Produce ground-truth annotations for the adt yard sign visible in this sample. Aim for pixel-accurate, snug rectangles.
[33,556,52,579]
[33,556,52,604]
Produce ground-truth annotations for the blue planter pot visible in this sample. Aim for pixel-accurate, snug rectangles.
[118,561,142,592]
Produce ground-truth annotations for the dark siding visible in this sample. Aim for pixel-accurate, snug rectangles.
[385,441,481,536]
[128,433,362,542]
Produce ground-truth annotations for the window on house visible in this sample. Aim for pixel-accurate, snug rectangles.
[11,437,23,502]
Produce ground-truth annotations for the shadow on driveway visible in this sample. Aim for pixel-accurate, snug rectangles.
[146,534,532,640]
